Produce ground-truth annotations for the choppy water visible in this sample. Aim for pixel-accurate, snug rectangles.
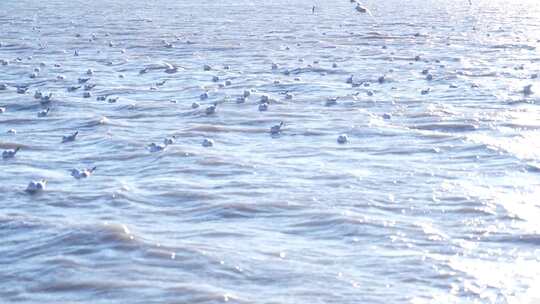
[1,0,540,302]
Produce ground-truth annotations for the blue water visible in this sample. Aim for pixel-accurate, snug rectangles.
[1,0,540,303]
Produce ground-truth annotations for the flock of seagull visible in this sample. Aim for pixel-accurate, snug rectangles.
[0,1,536,194]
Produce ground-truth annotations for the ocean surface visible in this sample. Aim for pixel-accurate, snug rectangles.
[1,0,540,302]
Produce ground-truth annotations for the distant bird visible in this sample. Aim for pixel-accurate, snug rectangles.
[62,131,78,143]
[270,121,284,134]
[163,137,175,145]
[0,107,5,113]
[26,180,47,194]
[78,78,90,83]
[205,103,217,115]
[258,102,269,111]
[337,134,349,144]
[523,84,534,95]
[17,87,29,94]
[40,93,53,104]
[37,108,50,117]
[2,147,20,159]
[325,97,338,106]
[236,96,246,103]
[355,3,370,14]
[84,83,96,90]
[148,143,166,152]
[202,138,214,147]
[70,167,96,179]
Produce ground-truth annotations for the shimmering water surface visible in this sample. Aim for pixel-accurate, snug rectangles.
[1,0,540,302]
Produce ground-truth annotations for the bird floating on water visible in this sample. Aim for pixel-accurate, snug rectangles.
[148,143,167,152]
[62,131,78,143]
[270,121,284,135]
[523,84,534,95]
[26,180,47,194]
[2,147,20,159]
[205,103,217,115]
[37,108,50,117]
[202,138,214,147]
[70,167,96,179]
[337,134,349,144]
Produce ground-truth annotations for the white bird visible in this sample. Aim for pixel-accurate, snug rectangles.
[62,131,78,143]
[148,143,166,152]
[205,103,217,115]
[108,97,119,103]
[68,85,81,92]
[40,93,53,104]
[337,134,349,144]
[0,107,5,113]
[2,147,20,159]
[26,180,47,194]
[355,3,370,14]
[70,167,96,179]
[17,87,29,94]
[270,121,284,135]
[202,138,214,147]
[163,137,175,145]
[326,97,338,106]
[37,108,50,117]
